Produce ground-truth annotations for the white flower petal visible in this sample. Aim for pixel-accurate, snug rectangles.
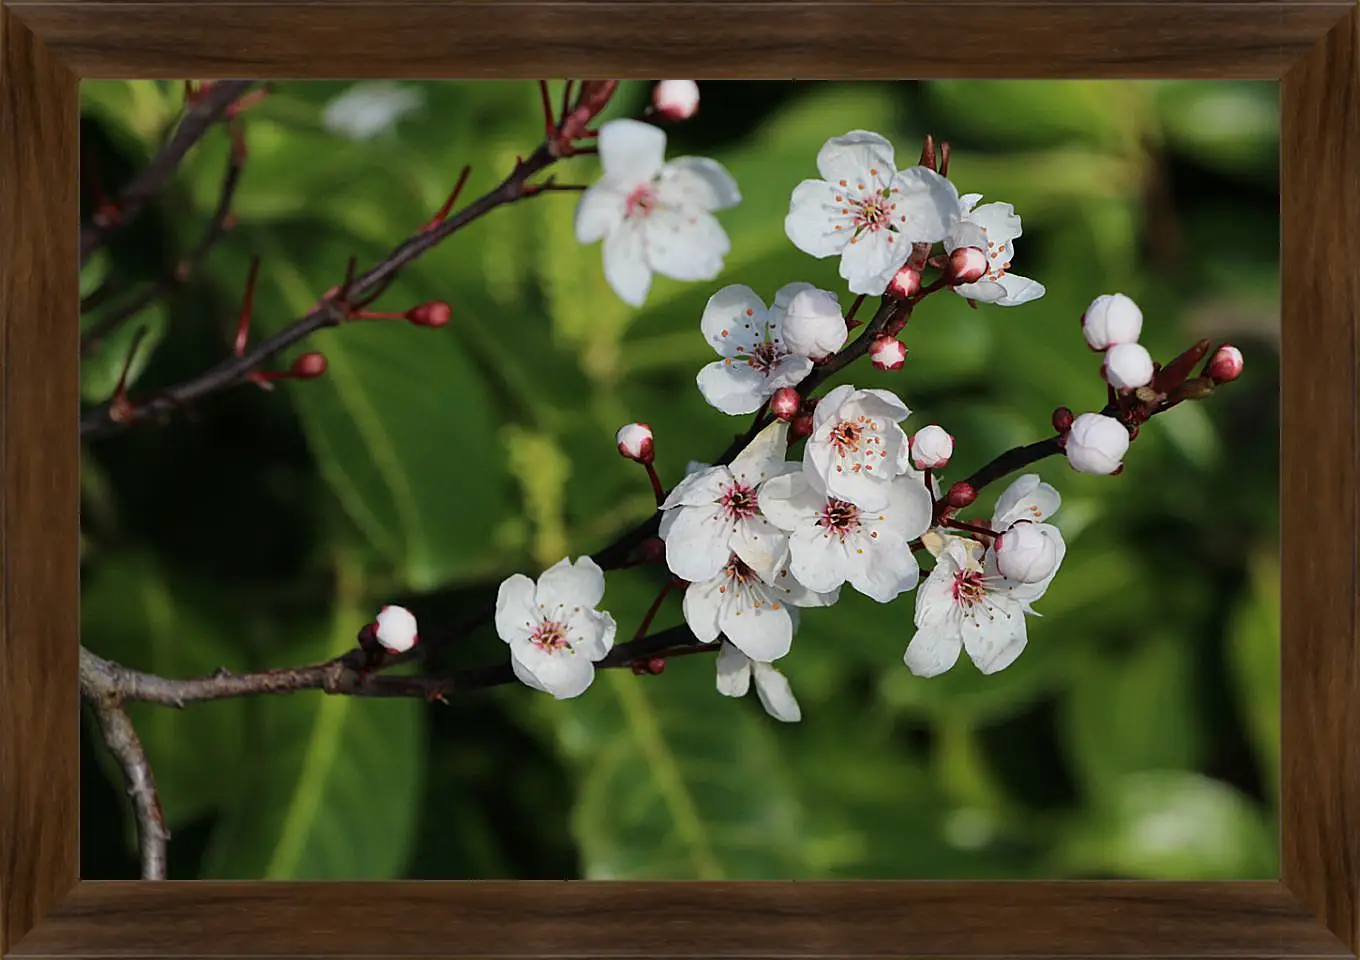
[715,641,753,697]
[838,231,909,296]
[991,474,1061,528]
[700,284,768,357]
[720,590,793,662]
[960,602,1029,674]
[657,156,741,211]
[574,184,626,244]
[696,360,771,415]
[510,652,552,694]
[952,279,1009,304]
[785,179,852,258]
[967,200,1023,246]
[752,662,802,722]
[682,572,726,642]
[994,272,1046,306]
[598,118,667,185]
[881,473,935,539]
[513,643,598,699]
[904,627,964,677]
[494,574,539,644]
[602,220,653,306]
[788,526,853,594]
[536,556,607,610]
[662,464,731,508]
[663,504,732,583]
[567,607,617,661]
[815,130,896,183]
[646,210,730,282]
[758,471,821,532]
[848,539,920,603]
[728,419,790,486]
[895,166,960,243]
[731,515,789,585]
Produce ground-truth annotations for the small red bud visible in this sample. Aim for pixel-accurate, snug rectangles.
[1205,344,1243,384]
[770,387,801,421]
[886,264,922,300]
[1052,406,1074,433]
[949,247,988,285]
[647,657,667,675]
[630,661,648,676]
[290,352,328,379]
[945,482,977,509]
[407,301,452,328]
[616,422,655,464]
[790,413,814,440]
[869,335,908,371]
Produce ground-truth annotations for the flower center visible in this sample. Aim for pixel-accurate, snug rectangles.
[852,194,895,234]
[720,482,759,521]
[723,555,758,585]
[827,415,888,475]
[530,619,571,654]
[625,183,658,219]
[951,569,988,608]
[746,340,787,373]
[817,499,861,540]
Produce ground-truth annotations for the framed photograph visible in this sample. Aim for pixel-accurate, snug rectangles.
[2,2,1356,957]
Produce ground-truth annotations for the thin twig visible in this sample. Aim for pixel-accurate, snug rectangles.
[80,144,561,439]
[80,80,253,265]
[81,125,248,355]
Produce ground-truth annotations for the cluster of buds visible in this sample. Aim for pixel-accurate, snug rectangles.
[1085,293,1154,391]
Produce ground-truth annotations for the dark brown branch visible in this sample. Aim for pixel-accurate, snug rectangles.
[80,144,560,439]
[79,665,170,880]
[80,80,253,266]
[81,125,247,356]
[80,621,710,709]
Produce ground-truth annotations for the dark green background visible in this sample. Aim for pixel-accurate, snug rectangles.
[79,80,1280,880]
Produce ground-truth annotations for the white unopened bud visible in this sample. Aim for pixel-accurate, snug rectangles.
[994,523,1061,584]
[950,246,988,284]
[910,424,954,469]
[1065,413,1130,475]
[616,422,655,463]
[374,605,419,653]
[1081,293,1143,351]
[782,287,847,359]
[869,335,907,371]
[652,80,700,121]
[1102,342,1155,390]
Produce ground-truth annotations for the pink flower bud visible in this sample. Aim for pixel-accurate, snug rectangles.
[949,246,988,284]
[910,424,953,469]
[652,80,699,121]
[1052,406,1074,433]
[616,422,654,463]
[1081,293,1143,351]
[374,604,419,653]
[408,301,452,327]
[782,287,847,359]
[1206,344,1243,384]
[869,335,908,371]
[994,523,1061,584]
[1064,413,1129,475]
[887,264,922,300]
[1102,342,1155,390]
[639,536,665,564]
[290,352,328,379]
[770,387,801,421]
[946,481,977,508]
[791,413,814,440]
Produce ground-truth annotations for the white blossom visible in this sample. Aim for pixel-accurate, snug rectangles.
[495,557,617,699]
[374,605,419,653]
[785,130,959,296]
[780,286,847,360]
[947,194,1045,307]
[803,384,913,511]
[1103,342,1155,390]
[322,82,424,141]
[1082,293,1143,351]
[615,422,654,462]
[696,284,815,415]
[1065,413,1130,475]
[659,420,792,584]
[683,554,837,663]
[715,641,801,722]
[576,119,740,307]
[903,536,1056,678]
[760,468,932,602]
[989,474,1066,591]
[910,424,954,469]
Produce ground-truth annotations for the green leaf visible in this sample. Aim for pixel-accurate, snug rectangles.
[1060,632,1207,797]
[1225,551,1280,800]
[81,553,250,828]
[1052,770,1276,878]
[222,225,517,590]
[200,575,426,879]
[79,304,169,404]
[531,570,813,879]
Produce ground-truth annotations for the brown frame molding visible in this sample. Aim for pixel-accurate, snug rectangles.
[1,1,1355,956]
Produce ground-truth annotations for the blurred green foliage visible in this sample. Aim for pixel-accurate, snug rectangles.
[79,80,1280,880]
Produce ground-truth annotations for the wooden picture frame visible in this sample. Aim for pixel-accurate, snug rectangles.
[2,1,1356,956]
